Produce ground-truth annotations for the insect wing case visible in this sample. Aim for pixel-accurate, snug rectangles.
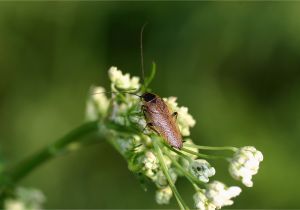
[143,95,183,149]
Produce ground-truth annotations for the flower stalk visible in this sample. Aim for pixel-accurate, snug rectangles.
[184,144,238,152]
[180,147,228,160]
[0,121,100,190]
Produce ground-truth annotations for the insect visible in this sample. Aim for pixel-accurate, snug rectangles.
[138,24,183,149]
[94,24,184,149]
[141,92,183,149]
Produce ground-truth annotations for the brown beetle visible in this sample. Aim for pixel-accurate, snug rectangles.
[140,92,183,149]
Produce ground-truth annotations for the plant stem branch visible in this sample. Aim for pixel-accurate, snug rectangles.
[180,147,227,160]
[1,121,100,187]
[183,144,237,152]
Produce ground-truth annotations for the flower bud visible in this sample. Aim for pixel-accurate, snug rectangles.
[155,186,173,205]
[189,159,215,183]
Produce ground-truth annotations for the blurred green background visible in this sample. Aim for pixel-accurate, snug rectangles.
[0,2,300,209]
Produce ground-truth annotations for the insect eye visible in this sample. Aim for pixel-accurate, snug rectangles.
[142,92,156,102]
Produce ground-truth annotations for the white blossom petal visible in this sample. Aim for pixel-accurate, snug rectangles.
[143,151,159,178]
[193,191,216,210]
[189,159,215,183]
[155,186,173,205]
[86,86,109,121]
[154,168,177,188]
[108,66,140,90]
[205,181,241,208]
[5,187,46,210]
[229,146,263,187]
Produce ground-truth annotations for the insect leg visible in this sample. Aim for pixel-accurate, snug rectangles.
[141,105,148,117]
[141,105,159,135]
[144,122,160,135]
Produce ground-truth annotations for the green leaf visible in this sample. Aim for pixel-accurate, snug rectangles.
[143,62,156,92]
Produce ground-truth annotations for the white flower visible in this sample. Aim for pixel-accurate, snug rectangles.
[4,199,25,210]
[116,138,134,154]
[108,66,140,90]
[132,135,145,153]
[5,187,46,210]
[155,168,177,188]
[205,181,241,209]
[229,146,263,187]
[193,191,216,210]
[110,93,141,126]
[155,186,173,205]
[129,113,147,130]
[143,151,159,178]
[111,103,129,125]
[164,97,196,136]
[189,159,215,183]
[86,86,109,120]
[116,135,145,155]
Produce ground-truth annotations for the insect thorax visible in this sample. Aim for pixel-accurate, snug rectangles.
[141,92,157,102]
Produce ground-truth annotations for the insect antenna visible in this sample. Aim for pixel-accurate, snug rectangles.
[92,90,142,98]
[139,23,156,92]
[140,22,148,86]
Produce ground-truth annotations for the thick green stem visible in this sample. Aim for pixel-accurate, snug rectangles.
[1,121,100,186]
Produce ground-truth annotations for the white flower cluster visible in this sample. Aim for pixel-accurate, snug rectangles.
[115,135,142,155]
[189,159,215,183]
[156,186,173,205]
[4,187,45,210]
[85,67,141,128]
[84,67,263,209]
[143,151,159,177]
[86,86,110,121]
[164,97,196,136]
[229,146,263,187]
[155,168,177,188]
[206,181,241,208]
[194,190,215,210]
[108,66,140,90]
[141,150,177,204]
[194,181,241,210]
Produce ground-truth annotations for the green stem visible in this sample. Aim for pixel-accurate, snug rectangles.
[168,146,194,162]
[180,148,227,160]
[1,121,100,186]
[153,138,190,210]
[183,144,237,152]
